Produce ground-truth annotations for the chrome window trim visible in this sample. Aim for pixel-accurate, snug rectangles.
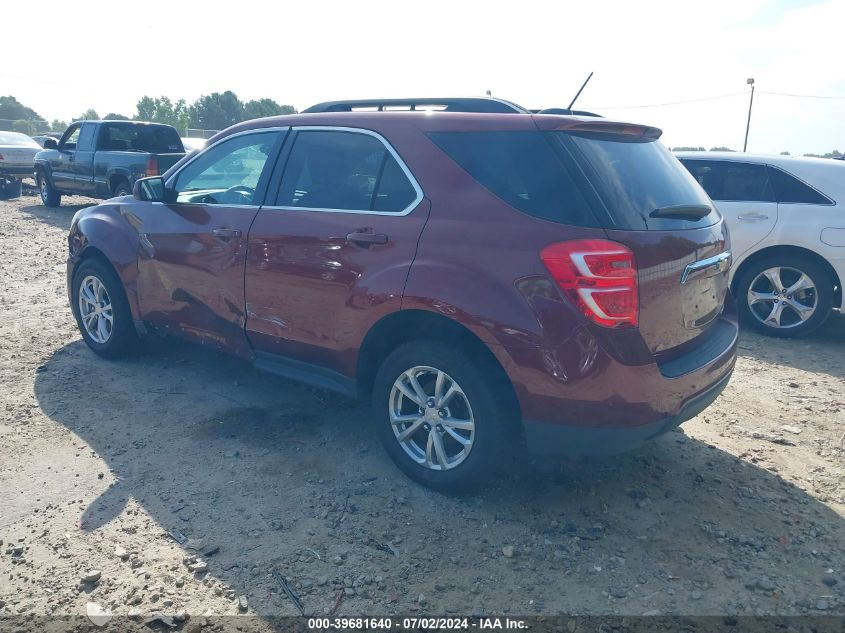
[163,126,290,208]
[261,125,424,217]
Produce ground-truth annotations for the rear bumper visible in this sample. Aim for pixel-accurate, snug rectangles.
[523,367,733,455]
[497,293,739,456]
[0,166,33,178]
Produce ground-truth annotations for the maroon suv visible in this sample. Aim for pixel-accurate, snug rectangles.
[66,97,737,491]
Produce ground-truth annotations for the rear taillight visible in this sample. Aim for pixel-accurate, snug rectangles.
[146,156,158,177]
[540,239,639,328]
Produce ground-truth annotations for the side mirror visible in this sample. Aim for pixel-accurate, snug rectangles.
[134,176,168,202]
[43,138,58,149]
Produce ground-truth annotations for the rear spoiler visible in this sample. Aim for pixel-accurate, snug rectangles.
[535,118,662,139]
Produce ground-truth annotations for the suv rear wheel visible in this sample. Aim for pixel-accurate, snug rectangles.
[735,255,833,337]
[372,340,508,492]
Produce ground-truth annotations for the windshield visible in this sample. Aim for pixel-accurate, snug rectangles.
[556,132,719,231]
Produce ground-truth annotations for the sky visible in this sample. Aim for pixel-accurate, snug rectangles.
[4,0,843,155]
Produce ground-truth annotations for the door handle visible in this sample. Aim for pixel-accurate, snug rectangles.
[737,213,769,222]
[346,230,388,246]
[212,227,242,239]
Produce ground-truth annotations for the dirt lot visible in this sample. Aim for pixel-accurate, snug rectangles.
[1,188,843,629]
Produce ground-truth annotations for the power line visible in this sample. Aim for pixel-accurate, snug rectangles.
[588,91,747,110]
[588,89,845,110]
[759,90,845,100]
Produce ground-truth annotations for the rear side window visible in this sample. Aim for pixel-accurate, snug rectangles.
[97,124,183,153]
[559,135,719,230]
[276,130,419,213]
[680,160,775,203]
[427,131,599,227]
[768,167,831,204]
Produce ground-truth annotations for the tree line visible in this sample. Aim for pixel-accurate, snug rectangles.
[0,92,296,135]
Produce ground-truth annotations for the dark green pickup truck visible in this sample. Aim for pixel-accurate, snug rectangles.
[33,120,186,207]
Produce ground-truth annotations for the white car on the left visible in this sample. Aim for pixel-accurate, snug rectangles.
[0,131,41,199]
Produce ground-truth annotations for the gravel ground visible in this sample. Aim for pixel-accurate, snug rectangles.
[1,188,843,630]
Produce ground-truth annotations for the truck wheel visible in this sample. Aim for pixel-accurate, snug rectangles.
[735,255,833,338]
[37,171,61,207]
[112,180,132,198]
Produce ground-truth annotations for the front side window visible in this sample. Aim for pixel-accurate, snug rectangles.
[172,131,280,205]
[62,125,81,150]
[275,130,418,213]
[768,167,832,205]
[681,160,775,203]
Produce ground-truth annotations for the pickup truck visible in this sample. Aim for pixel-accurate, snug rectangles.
[34,120,185,207]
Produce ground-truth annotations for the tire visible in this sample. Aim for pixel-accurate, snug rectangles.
[0,178,22,199]
[71,258,139,358]
[372,340,510,492]
[112,180,132,198]
[735,254,833,338]
[37,171,61,207]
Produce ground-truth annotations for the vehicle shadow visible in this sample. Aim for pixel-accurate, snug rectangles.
[17,200,95,231]
[33,337,844,619]
[738,311,845,379]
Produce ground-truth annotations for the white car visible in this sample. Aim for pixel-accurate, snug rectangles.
[0,131,42,199]
[677,151,844,337]
[180,136,207,153]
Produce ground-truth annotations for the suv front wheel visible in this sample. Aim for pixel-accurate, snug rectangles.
[372,341,508,492]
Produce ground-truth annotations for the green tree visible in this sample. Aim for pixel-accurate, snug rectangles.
[188,91,244,130]
[803,150,842,158]
[671,146,705,152]
[75,108,100,121]
[780,151,791,155]
[103,112,130,120]
[50,119,69,133]
[0,95,41,121]
[243,98,296,120]
[134,96,189,131]
[11,120,35,135]
[709,146,735,152]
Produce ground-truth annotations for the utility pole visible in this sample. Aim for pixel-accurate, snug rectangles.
[743,78,755,152]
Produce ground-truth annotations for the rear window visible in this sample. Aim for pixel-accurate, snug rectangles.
[97,124,184,154]
[427,131,600,227]
[559,134,719,230]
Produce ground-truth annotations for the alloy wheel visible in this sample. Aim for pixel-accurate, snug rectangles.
[747,266,817,329]
[389,366,475,471]
[78,275,114,344]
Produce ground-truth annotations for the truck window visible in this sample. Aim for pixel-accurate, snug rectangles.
[97,124,184,153]
[77,124,97,152]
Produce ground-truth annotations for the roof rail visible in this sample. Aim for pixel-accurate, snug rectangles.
[302,97,529,114]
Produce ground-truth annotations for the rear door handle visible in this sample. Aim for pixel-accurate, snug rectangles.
[346,230,388,246]
[737,213,769,221]
[212,227,242,239]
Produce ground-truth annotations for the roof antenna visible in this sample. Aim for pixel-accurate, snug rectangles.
[486,90,492,97]
[567,72,594,110]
